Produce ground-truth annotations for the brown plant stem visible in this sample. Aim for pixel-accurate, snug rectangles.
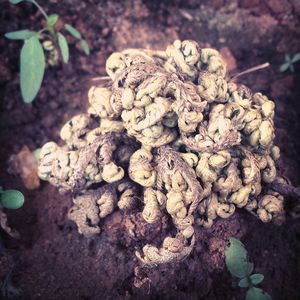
[271,182,300,199]
[230,62,270,81]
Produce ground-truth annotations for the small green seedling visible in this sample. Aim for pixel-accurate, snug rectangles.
[5,0,90,103]
[279,53,300,73]
[225,237,272,300]
[0,187,24,210]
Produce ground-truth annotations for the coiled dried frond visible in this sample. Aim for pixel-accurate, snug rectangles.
[38,40,285,265]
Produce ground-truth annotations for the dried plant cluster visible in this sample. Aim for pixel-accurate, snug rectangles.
[38,40,285,265]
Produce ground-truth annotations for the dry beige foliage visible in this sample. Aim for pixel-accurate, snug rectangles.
[8,146,40,190]
[38,40,285,265]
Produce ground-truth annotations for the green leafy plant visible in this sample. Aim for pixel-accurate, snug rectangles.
[5,0,90,103]
[225,237,272,300]
[0,187,24,210]
[279,53,300,73]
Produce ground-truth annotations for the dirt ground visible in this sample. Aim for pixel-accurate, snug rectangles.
[0,0,300,299]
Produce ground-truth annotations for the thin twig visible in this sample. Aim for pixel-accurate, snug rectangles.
[86,76,112,87]
[28,0,48,20]
[90,76,111,81]
[230,62,270,82]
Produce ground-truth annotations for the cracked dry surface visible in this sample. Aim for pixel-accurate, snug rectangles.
[38,39,286,265]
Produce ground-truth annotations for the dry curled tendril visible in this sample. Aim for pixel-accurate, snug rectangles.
[38,40,287,265]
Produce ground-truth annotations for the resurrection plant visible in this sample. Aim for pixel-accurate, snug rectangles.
[225,237,271,300]
[38,39,289,265]
[5,0,90,103]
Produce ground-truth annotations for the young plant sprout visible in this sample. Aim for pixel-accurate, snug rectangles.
[279,53,300,73]
[0,188,24,296]
[225,237,271,300]
[0,186,24,238]
[5,0,90,103]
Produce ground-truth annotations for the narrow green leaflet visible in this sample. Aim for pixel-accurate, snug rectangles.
[238,272,265,288]
[9,0,24,4]
[225,238,254,279]
[47,14,59,27]
[58,32,69,63]
[246,287,272,300]
[80,39,90,56]
[238,278,250,288]
[64,24,81,39]
[20,35,45,103]
[5,30,36,40]
[0,190,24,209]
[279,63,289,72]
[292,53,300,63]
[284,53,291,62]
[250,274,264,285]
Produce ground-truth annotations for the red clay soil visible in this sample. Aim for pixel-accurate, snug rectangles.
[0,1,300,299]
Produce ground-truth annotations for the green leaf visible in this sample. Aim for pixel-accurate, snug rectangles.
[250,274,264,285]
[279,63,289,72]
[285,53,291,62]
[47,14,59,27]
[238,278,250,288]
[246,287,272,300]
[292,53,300,63]
[225,237,254,279]
[0,190,24,209]
[5,30,36,40]
[33,148,41,160]
[80,39,90,56]
[9,0,24,4]
[57,32,69,63]
[20,35,45,103]
[64,24,81,39]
